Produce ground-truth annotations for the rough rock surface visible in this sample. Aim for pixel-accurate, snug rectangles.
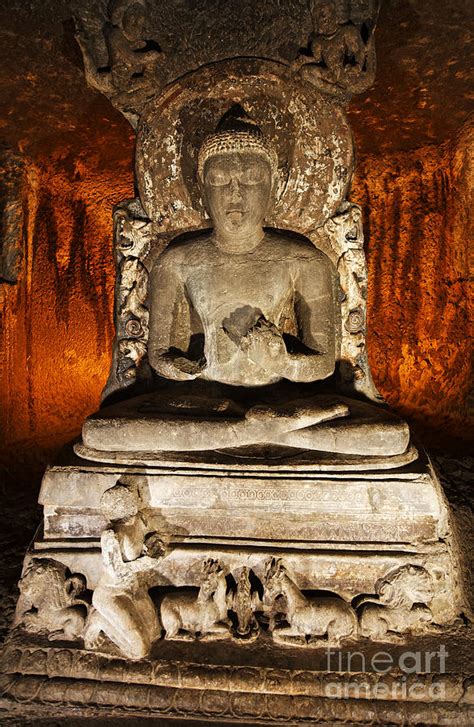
[351,118,473,445]
[0,0,472,162]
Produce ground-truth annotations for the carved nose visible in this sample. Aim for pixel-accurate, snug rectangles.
[229,177,242,200]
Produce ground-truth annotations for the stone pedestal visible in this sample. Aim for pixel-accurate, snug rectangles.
[1,444,471,723]
[2,449,474,725]
[13,443,466,627]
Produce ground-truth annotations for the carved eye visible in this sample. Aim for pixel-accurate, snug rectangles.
[240,165,267,185]
[207,170,231,187]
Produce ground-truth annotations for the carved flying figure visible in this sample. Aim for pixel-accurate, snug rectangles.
[75,0,164,125]
[299,0,378,95]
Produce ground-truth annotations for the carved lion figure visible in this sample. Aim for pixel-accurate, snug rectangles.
[358,565,434,640]
[13,558,88,641]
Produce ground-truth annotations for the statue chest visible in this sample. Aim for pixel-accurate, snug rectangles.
[184,257,293,324]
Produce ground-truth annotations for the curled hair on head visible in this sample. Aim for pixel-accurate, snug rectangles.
[197,105,278,182]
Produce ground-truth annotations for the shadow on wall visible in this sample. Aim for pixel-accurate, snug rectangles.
[0,121,472,497]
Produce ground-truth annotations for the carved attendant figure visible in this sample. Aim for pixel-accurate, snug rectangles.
[84,483,164,659]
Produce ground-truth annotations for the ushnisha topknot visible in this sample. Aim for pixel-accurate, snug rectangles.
[197,106,278,182]
[198,130,278,182]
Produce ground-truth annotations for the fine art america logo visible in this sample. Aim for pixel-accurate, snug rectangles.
[324,645,449,701]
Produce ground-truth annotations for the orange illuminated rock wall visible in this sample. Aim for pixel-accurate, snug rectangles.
[0,122,472,487]
[0,151,133,476]
[351,119,473,445]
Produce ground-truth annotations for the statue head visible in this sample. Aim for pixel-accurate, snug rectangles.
[198,108,278,247]
[100,483,139,522]
[313,1,338,36]
[109,0,146,40]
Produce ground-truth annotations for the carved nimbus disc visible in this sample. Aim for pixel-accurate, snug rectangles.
[136,59,354,234]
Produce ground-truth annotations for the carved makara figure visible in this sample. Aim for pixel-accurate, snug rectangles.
[262,559,357,645]
[84,483,164,659]
[82,110,409,459]
[358,566,435,641]
[160,559,232,640]
[13,559,88,641]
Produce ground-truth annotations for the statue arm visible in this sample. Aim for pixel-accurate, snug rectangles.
[126,555,161,574]
[284,255,336,382]
[101,528,160,579]
[148,256,204,381]
[101,529,128,579]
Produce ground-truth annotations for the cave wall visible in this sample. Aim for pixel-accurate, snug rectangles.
[0,150,133,478]
[351,118,473,443]
[0,121,472,490]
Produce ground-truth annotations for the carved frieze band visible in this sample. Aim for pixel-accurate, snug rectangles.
[313,202,382,400]
[12,555,442,660]
[1,648,472,723]
[103,200,154,398]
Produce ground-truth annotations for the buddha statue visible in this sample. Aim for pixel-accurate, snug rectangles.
[81,114,409,458]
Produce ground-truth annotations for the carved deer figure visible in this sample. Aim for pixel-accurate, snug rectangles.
[262,558,356,645]
[160,559,232,640]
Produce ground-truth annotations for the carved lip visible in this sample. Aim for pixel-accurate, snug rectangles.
[226,208,248,219]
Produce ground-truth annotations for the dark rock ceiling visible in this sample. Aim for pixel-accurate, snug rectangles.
[0,0,472,172]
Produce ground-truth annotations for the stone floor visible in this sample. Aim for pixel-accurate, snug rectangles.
[0,450,472,725]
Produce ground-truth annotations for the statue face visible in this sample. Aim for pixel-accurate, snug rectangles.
[203,151,272,241]
[316,4,338,35]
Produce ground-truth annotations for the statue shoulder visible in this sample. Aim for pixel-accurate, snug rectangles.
[153,232,213,272]
[264,230,333,267]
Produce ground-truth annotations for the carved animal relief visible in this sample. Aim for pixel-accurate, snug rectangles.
[359,565,435,641]
[14,559,89,641]
[262,559,357,646]
[161,559,232,641]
